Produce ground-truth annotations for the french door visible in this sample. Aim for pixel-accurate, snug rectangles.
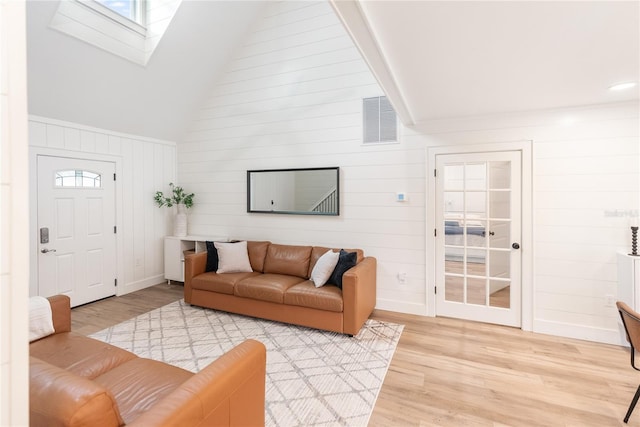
[435,151,522,327]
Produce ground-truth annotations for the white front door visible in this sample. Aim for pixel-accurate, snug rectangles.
[435,151,522,327]
[37,155,117,307]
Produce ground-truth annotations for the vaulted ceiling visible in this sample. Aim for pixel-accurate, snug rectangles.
[331,0,640,125]
[27,1,639,141]
[26,1,267,141]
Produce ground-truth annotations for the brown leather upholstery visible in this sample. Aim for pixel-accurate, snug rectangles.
[30,295,267,427]
[30,357,123,427]
[30,332,137,379]
[342,257,377,335]
[191,271,259,295]
[235,274,305,303]
[127,339,266,427]
[94,358,193,424]
[185,241,377,335]
[263,244,312,279]
[184,250,207,303]
[47,294,72,334]
[284,281,343,312]
[247,240,270,272]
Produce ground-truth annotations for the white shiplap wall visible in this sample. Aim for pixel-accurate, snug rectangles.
[28,116,176,297]
[417,102,639,343]
[178,1,429,313]
[179,0,640,344]
[1,1,29,424]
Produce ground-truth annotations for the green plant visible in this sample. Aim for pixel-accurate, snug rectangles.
[154,183,194,209]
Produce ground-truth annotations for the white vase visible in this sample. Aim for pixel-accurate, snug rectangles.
[174,204,188,237]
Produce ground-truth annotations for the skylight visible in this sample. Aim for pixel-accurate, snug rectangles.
[50,0,182,66]
[95,0,137,22]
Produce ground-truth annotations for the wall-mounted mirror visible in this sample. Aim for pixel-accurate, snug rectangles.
[247,167,339,215]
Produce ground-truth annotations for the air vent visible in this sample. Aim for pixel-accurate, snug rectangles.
[363,96,397,144]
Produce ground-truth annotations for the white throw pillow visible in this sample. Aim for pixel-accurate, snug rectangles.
[215,241,253,273]
[310,250,340,287]
[29,296,55,342]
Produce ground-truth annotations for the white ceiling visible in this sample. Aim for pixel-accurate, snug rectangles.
[26,1,267,141]
[332,1,640,125]
[27,1,640,139]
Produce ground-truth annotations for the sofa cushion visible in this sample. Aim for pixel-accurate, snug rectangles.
[327,250,358,289]
[215,241,253,273]
[205,241,219,272]
[308,247,364,277]
[263,244,312,279]
[235,274,305,303]
[247,241,270,272]
[284,281,343,312]
[29,332,137,379]
[310,249,340,287]
[95,357,193,425]
[30,356,123,427]
[191,271,260,295]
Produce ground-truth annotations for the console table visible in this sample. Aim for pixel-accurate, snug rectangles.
[164,235,227,283]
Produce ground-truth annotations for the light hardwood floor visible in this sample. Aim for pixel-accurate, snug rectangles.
[72,284,638,426]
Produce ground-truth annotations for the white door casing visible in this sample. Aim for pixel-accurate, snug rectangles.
[435,151,522,327]
[37,155,117,307]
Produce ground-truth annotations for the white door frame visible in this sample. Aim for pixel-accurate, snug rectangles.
[29,147,124,299]
[426,141,533,331]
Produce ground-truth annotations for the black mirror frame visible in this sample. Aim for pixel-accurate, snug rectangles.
[246,167,340,216]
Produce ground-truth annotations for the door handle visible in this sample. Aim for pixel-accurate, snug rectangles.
[41,248,57,253]
[512,243,520,250]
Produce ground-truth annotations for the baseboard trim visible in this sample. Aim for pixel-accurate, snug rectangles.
[119,275,166,296]
[375,298,429,316]
[533,318,625,346]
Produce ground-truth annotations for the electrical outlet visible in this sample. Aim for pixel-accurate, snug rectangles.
[605,294,615,307]
[135,258,141,268]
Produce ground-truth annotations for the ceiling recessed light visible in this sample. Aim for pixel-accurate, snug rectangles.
[609,82,637,91]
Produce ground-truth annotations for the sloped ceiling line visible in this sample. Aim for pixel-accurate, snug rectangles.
[329,0,414,126]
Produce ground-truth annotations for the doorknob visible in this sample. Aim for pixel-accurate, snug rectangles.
[512,243,520,250]
[41,248,57,253]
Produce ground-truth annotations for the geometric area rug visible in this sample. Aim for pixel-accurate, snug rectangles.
[90,299,404,427]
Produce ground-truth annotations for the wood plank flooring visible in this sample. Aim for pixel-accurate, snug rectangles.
[71,284,638,426]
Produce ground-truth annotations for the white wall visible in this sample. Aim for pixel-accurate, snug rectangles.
[0,1,29,424]
[179,1,639,344]
[417,103,639,343]
[178,0,432,315]
[28,116,176,297]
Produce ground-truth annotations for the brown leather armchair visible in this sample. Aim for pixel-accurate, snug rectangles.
[30,295,266,427]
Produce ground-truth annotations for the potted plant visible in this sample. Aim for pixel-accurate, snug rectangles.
[154,183,195,237]
[154,183,194,208]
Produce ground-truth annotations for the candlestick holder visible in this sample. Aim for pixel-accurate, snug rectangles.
[631,226,639,256]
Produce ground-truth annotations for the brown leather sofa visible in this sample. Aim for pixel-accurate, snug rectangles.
[184,241,377,336]
[29,295,266,427]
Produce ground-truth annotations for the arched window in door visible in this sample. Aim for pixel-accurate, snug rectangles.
[55,170,102,188]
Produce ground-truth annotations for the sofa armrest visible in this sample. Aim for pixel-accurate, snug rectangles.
[127,339,266,427]
[30,357,123,427]
[47,295,71,334]
[184,251,208,303]
[341,256,377,336]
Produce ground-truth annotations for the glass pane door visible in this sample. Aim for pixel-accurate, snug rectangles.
[436,151,521,327]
